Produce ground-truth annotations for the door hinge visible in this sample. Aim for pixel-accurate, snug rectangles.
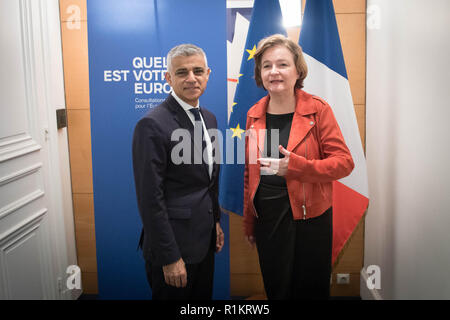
[56,108,67,129]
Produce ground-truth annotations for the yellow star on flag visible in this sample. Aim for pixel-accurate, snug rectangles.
[231,102,237,113]
[237,74,243,83]
[231,123,245,140]
[246,45,257,61]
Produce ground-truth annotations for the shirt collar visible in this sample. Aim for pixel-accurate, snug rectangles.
[171,91,200,111]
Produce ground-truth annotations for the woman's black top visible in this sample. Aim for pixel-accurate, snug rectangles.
[260,112,294,187]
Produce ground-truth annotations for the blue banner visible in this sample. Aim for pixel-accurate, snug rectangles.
[87,0,228,299]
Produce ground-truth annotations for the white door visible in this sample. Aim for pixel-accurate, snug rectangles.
[0,0,78,299]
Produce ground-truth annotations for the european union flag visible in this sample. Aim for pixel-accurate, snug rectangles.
[220,0,286,215]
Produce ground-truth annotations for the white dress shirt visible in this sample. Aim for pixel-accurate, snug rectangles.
[171,91,213,178]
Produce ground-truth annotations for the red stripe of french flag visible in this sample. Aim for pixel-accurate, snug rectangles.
[332,181,369,263]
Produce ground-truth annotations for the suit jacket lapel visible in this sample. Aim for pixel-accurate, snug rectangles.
[286,113,315,152]
[167,95,194,132]
[287,90,317,152]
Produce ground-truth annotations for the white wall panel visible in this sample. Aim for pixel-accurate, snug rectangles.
[364,0,450,299]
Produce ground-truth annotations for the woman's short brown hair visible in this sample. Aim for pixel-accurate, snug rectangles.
[254,34,308,90]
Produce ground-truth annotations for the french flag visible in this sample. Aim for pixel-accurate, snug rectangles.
[299,0,369,264]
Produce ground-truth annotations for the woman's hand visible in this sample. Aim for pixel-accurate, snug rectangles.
[277,145,291,176]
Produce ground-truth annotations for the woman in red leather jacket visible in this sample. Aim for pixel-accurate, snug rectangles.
[243,34,354,300]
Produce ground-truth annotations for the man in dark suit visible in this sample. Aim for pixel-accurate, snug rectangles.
[132,44,224,300]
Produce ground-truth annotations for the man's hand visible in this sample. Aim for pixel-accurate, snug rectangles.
[216,222,224,253]
[162,258,187,288]
[245,235,256,249]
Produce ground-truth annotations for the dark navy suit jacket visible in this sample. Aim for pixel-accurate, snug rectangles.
[132,94,220,266]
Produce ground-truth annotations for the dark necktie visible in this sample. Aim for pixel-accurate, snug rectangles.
[189,107,202,122]
[189,108,207,159]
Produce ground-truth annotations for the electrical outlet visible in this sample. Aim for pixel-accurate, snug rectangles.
[336,273,350,285]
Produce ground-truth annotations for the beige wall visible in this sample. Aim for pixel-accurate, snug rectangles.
[59,0,366,297]
[59,0,98,294]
